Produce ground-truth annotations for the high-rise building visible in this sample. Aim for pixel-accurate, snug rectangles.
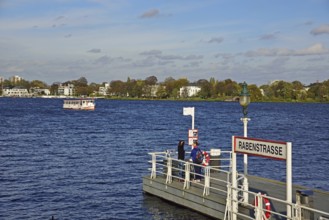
[10,75,22,83]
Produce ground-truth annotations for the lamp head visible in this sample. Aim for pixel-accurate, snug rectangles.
[239,82,250,116]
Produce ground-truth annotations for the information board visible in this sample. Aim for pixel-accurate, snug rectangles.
[188,129,198,146]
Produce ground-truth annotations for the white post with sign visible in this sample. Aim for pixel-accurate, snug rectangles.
[183,107,195,129]
[286,142,292,219]
[183,107,197,148]
[232,136,292,219]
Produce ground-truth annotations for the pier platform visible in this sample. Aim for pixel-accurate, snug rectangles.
[143,153,329,220]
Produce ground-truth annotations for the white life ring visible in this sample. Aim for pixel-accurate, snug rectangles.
[202,151,210,166]
[254,195,271,219]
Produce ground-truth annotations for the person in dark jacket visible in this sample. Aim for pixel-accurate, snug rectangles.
[177,140,185,181]
[190,141,202,182]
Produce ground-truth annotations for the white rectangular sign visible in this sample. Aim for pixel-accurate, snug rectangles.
[183,107,194,116]
[188,129,198,146]
[234,136,287,160]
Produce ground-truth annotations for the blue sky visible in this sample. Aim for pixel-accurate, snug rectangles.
[0,0,328,86]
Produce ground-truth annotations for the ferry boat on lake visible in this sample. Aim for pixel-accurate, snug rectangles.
[63,99,95,110]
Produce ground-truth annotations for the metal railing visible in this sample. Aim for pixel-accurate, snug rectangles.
[147,150,329,220]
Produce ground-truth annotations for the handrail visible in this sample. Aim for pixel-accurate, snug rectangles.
[147,151,329,220]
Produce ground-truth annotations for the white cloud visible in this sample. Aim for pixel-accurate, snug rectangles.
[310,24,329,35]
[295,43,329,56]
[245,43,329,57]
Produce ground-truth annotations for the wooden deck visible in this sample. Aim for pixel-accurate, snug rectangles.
[143,172,329,220]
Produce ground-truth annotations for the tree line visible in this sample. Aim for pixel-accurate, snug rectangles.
[1,76,329,102]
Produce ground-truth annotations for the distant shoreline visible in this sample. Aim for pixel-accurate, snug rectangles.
[0,95,328,103]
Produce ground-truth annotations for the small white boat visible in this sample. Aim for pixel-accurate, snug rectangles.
[63,99,95,110]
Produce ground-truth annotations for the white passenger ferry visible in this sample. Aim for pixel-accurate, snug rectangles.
[63,99,95,110]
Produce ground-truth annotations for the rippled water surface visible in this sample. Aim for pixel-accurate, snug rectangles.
[0,98,328,219]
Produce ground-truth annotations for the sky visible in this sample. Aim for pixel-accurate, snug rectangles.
[0,0,328,86]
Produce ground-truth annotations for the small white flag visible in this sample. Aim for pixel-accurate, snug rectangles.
[183,107,194,116]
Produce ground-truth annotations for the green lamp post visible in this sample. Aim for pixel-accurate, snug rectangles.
[239,81,251,203]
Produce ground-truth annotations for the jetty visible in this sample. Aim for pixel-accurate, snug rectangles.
[142,106,329,220]
[143,150,329,219]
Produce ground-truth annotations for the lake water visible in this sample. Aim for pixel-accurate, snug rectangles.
[0,98,328,219]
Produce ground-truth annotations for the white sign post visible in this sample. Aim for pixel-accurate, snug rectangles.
[232,136,292,219]
[183,107,195,129]
[183,107,196,148]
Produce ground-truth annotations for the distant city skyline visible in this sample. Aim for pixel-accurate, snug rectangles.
[0,0,328,86]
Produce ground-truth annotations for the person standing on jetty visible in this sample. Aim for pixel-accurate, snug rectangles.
[190,141,203,182]
[177,140,185,181]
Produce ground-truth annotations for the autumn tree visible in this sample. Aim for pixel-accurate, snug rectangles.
[145,76,158,85]
[109,80,126,96]
[247,84,263,101]
[30,80,48,88]
[197,79,211,98]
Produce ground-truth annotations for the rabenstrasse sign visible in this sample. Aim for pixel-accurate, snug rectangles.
[234,136,287,160]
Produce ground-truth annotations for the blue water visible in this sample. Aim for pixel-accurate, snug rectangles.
[0,98,328,219]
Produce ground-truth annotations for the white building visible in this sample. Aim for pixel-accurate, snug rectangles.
[3,86,30,97]
[10,75,22,83]
[30,87,51,96]
[58,84,75,96]
[179,86,201,97]
[98,83,110,96]
[149,85,162,97]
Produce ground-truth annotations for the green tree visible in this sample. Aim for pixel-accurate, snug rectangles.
[50,82,60,95]
[156,85,168,98]
[145,76,158,85]
[248,84,262,101]
[222,79,239,96]
[271,81,293,101]
[30,80,48,88]
[308,80,329,101]
[197,79,211,98]
[109,80,126,97]
[291,81,304,101]
[15,79,31,90]
[163,77,176,98]
[259,84,273,100]
[209,77,218,98]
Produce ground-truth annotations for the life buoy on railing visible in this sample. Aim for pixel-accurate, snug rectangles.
[254,194,271,220]
[202,151,210,166]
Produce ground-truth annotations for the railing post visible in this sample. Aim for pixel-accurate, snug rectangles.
[151,153,156,179]
[166,157,172,184]
[224,184,232,220]
[292,203,301,220]
[254,193,263,220]
[203,166,210,196]
[184,161,190,189]
[232,136,238,220]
